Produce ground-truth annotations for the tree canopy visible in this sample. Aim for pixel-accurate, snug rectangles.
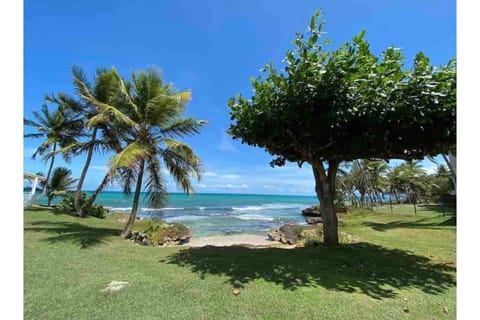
[228,11,456,166]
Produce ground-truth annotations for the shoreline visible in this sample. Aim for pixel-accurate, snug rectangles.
[183,234,295,248]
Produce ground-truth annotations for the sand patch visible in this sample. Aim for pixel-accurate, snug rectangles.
[184,234,295,248]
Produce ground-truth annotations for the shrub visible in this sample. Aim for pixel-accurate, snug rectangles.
[54,192,106,219]
[54,192,86,215]
[84,204,107,219]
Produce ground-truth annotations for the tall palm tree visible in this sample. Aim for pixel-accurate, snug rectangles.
[364,160,389,205]
[85,67,206,238]
[65,66,135,217]
[24,103,82,195]
[395,161,428,214]
[46,167,77,206]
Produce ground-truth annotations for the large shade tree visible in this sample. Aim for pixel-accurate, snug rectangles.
[227,11,456,246]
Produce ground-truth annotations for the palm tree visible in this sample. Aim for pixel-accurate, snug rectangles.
[65,66,135,217]
[364,160,389,205]
[86,67,206,238]
[24,103,82,195]
[46,167,77,206]
[395,161,428,215]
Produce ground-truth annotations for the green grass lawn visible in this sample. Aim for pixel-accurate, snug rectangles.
[24,205,456,320]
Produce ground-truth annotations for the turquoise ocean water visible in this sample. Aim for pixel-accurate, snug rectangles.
[43,192,319,237]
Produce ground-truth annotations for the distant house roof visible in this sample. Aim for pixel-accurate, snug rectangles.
[24,172,47,181]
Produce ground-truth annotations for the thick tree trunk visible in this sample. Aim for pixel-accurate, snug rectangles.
[75,127,98,217]
[42,142,57,195]
[312,160,339,246]
[121,160,145,239]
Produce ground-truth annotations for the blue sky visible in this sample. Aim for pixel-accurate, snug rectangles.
[23,0,456,195]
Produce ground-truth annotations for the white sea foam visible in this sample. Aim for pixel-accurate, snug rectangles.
[232,203,305,212]
[111,207,132,211]
[235,214,275,221]
[232,206,264,212]
[165,215,207,222]
[142,207,184,212]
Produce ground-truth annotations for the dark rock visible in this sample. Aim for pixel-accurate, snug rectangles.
[268,223,305,245]
[306,217,322,224]
[302,205,321,217]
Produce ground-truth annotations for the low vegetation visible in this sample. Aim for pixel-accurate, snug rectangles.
[24,205,455,320]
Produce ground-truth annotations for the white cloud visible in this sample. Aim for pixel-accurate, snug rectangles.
[203,171,218,177]
[196,183,249,191]
[218,174,242,180]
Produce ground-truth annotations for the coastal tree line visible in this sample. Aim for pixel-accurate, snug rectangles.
[335,159,455,210]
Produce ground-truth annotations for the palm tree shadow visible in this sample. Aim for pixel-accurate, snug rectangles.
[163,243,455,299]
[363,216,456,231]
[24,221,121,249]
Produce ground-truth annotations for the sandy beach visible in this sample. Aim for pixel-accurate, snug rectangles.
[184,234,295,248]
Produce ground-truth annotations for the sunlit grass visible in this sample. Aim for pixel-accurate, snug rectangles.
[24,205,455,320]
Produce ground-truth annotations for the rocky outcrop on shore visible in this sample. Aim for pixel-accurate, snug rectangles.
[301,205,348,217]
[302,205,321,217]
[267,223,323,245]
[126,223,192,246]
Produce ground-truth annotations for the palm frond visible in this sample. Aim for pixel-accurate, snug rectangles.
[144,157,167,208]
[108,141,150,174]
[161,141,203,194]
[23,132,44,138]
[161,118,207,138]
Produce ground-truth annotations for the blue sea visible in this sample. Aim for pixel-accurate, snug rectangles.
[44,192,319,237]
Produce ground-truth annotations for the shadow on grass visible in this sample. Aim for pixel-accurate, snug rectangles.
[24,206,54,212]
[363,216,456,232]
[163,243,455,299]
[24,221,121,249]
[418,204,456,215]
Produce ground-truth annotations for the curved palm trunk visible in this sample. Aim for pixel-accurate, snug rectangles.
[359,192,366,207]
[121,159,145,238]
[442,153,456,193]
[75,127,98,217]
[394,190,400,204]
[376,191,384,205]
[312,160,339,246]
[83,172,111,210]
[42,142,57,195]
